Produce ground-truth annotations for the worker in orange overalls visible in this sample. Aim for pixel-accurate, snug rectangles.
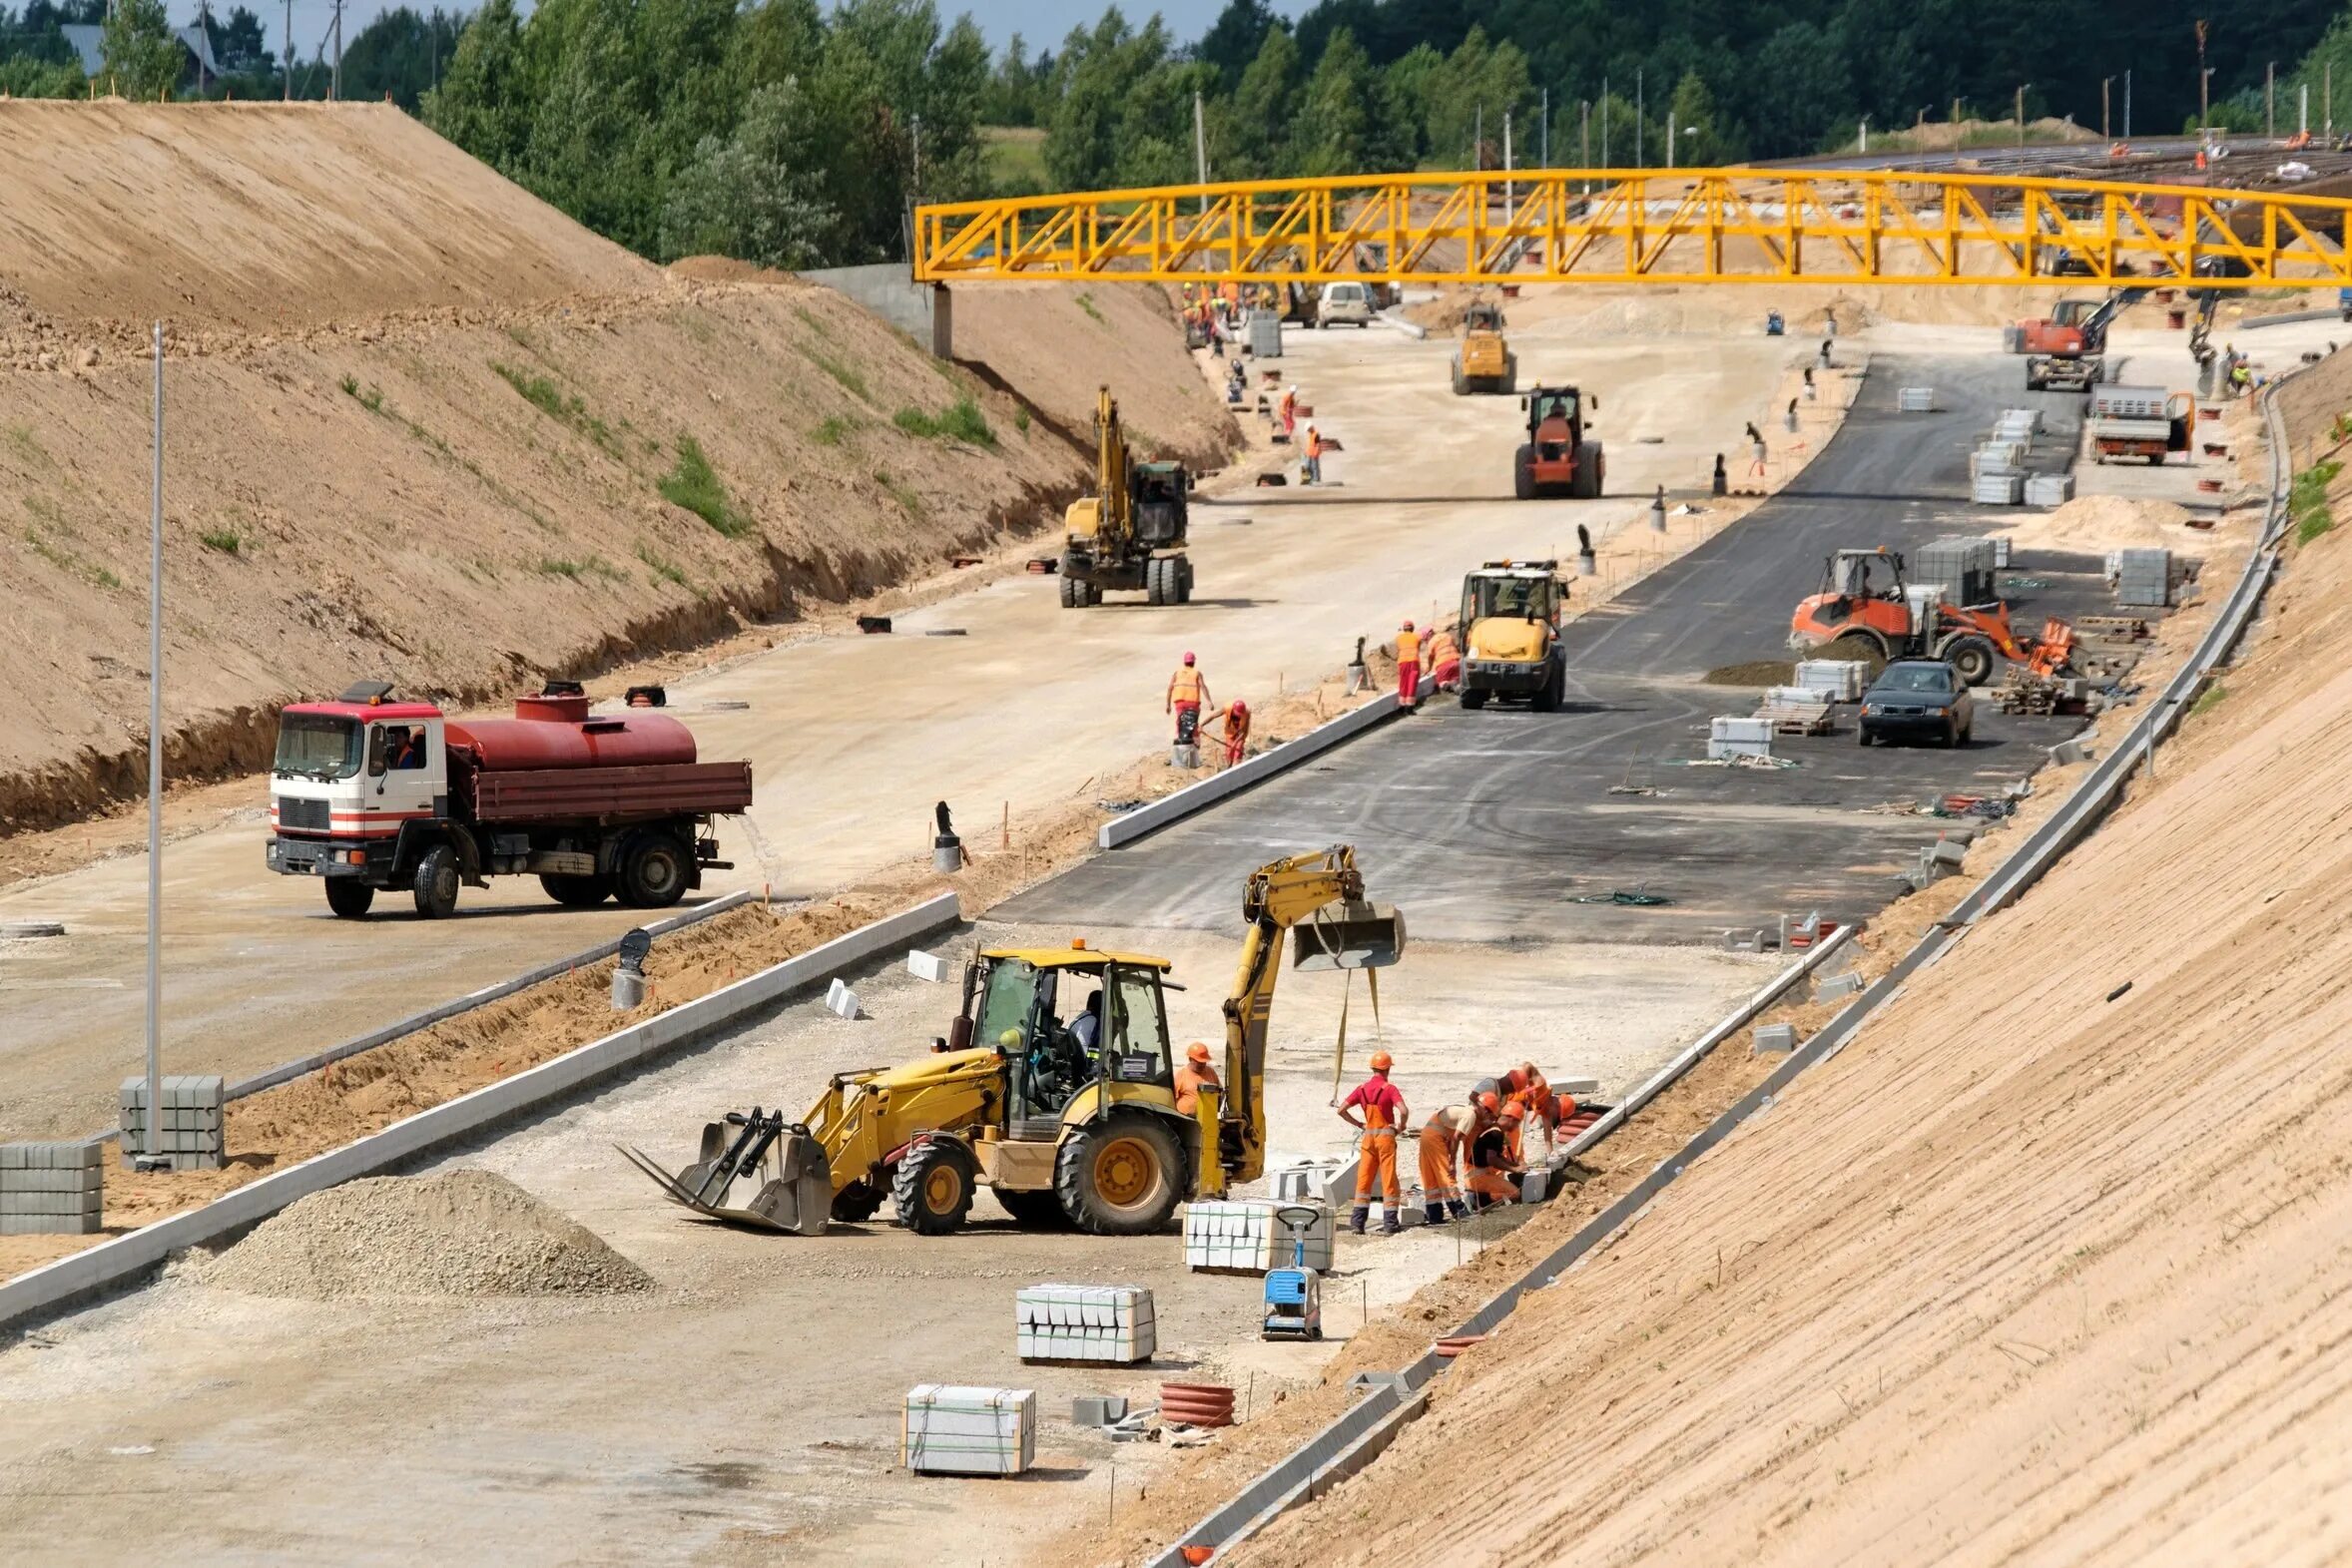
[1301,424,1324,485]
[1166,652,1210,746]
[1416,1095,1488,1226]
[1396,620,1422,707]
[1339,1049,1410,1236]
[1279,385,1298,441]
[1173,1041,1221,1116]
[1424,625,1461,691]
[1211,699,1250,768]
[1464,1105,1524,1209]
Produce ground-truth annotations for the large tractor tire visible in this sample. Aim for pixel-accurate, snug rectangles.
[1452,359,1468,396]
[891,1138,977,1236]
[1500,357,1517,395]
[1054,1113,1186,1236]
[1460,686,1488,710]
[1145,557,1168,606]
[540,872,611,907]
[411,845,459,919]
[1940,634,1998,687]
[1568,440,1605,499]
[1531,655,1565,713]
[1059,571,1083,609]
[1176,557,1195,604]
[1513,443,1537,501]
[324,880,375,919]
[994,1187,1075,1229]
[617,830,690,908]
[831,1180,886,1224]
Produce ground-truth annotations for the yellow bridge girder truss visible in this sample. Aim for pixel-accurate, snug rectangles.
[912,169,2352,289]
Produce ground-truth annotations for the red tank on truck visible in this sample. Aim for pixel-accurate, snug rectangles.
[264,680,753,920]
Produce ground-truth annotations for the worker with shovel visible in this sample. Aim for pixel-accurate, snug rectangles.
[1167,652,1210,747]
[1339,1050,1410,1236]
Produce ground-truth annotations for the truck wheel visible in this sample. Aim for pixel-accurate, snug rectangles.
[1055,1112,1185,1236]
[1460,687,1488,710]
[1059,571,1081,609]
[1531,656,1564,713]
[891,1138,976,1236]
[1569,441,1604,499]
[1452,360,1467,395]
[1941,635,1998,687]
[1177,558,1195,604]
[617,831,689,908]
[1514,444,1536,501]
[540,873,611,907]
[1147,556,1170,606]
[324,880,375,919]
[411,845,459,919]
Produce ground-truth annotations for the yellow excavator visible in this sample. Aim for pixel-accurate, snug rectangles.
[1059,384,1194,608]
[619,847,1403,1237]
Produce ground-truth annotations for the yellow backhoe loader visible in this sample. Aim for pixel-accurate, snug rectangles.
[619,847,1404,1237]
[1059,384,1194,608]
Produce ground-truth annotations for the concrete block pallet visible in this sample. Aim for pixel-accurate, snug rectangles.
[1793,660,1867,701]
[1015,1284,1156,1364]
[1183,1200,1334,1274]
[902,1385,1037,1476]
[0,1142,105,1235]
[1708,716,1772,761]
[119,1075,226,1172]
[2025,472,2075,507]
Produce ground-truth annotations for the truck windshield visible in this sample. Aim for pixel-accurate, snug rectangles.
[274,714,361,780]
[1467,577,1553,621]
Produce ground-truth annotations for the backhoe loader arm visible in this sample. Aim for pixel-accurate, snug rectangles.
[1093,385,1131,549]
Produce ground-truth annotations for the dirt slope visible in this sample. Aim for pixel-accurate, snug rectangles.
[0,105,1235,831]
[1220,366,2352,1563]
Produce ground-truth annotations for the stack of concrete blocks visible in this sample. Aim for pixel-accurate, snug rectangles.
[1246,308,1283,358]
[901,1385,1037,1476]
[1971,444,2026,506]
[1182,1200,1335,1274]
[119,1075,226,1172]
[1272,1159,1345,1204]
[2025,472,2075,507]
[1794,660,1869,702]
[1896,386,1937,413]
[1752,1022,1798,1054]
[2111,547,2173,608]
[1014,1285,1157,1364]
[1760,686,1833,724]
[0,1142,105,1235]
[1708,716,1773,761]
[1914,537,2000,608]
[904,948,953,983]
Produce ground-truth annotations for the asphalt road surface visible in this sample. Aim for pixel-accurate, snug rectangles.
[995,353,2123,945]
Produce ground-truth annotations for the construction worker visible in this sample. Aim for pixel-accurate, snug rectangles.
[1464,1106,1523,1209]
[1416,1096,1486,1225]
[1212,699,1251,768]
[1279,385,1298,441]
[1424,625,1461,691]
[1301,424,1324,485]
[1167,652,1209,746]
[1338,1049,1410,1236]
[1174,1042,1221,1116]
[1395,621,1422,707]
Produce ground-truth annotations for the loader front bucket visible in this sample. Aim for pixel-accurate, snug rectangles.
[1292,901,1406,971]
[617,1111,835,1237]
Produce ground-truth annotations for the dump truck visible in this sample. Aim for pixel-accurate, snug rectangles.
[1788,548,2075,686]
[1060,385,1194,607]
[1452,300,1516,394]
[621,846,1405,1237]
[1514,384,1603,499]
[1457,559,1567,711]
[2087,383,2195,464]
[267,680,750,919]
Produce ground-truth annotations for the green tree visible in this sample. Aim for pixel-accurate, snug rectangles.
[1226,22,1299,175]
[423,0,533,174]
[340,7,464,111]
[0,53,83,96]
[101,0,182,99]
[661,79,837,266]
[1197,0,1277,90]
[1664,71,1733,165]
[1291,25,1375,176]
[1746,23,1851,155]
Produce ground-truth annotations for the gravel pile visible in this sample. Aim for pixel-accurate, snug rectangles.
[202,1169,653,1301]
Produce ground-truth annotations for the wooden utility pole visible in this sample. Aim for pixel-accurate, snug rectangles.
[2102,77,2112,139]
[2016,85,2026,145]
[2267,60,2276,140]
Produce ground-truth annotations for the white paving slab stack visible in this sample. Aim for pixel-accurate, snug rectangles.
[1793,659,1868,701]
[1707,716,1773,761]
[2025,472,2076,506]
[0,1141,105,1235]
[119,1075,226,1172]
[1015,1284,1157,1364]
[2113,547,2173,607]
[901,1385,1036,1476]
[1896,386,1937,412]
[1973,472,2025,505]
[1183,1199,1335,1274]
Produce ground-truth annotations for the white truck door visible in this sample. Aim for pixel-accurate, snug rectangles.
[364,719,443,828]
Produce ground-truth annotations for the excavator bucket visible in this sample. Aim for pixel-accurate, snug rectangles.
[617,1108,834,1236]
[1292,900,1406,971]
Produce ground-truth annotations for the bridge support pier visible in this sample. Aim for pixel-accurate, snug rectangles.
[929,283,953,361]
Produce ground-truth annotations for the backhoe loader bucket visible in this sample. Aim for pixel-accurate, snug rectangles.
[617,1108,834,1236]
[1292,901,1406,971]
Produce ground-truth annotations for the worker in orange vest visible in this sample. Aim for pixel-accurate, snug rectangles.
[1279,385,1298,441]
[1339,1049,1410,1235]
[1211,698,1250,768]
[1416,1094,1487,1226]
[1424,625,1461,691]
[1166,652,1209,746]
[1464,1105,1524,1209]
[1173,1041,1221,1115]
[1395,620,1422,707]
[1302,424,1324,485]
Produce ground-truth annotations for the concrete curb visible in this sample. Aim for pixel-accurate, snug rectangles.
[0,892,960,1336]
[1099,694,1402,849]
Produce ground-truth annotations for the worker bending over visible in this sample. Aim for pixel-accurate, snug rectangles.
[1417,1097,1485,1226]
[1464,1104,1524,1209]
[1167,652,1210,746]
[1339,1050,1410,1236]
[1173,1041,1220,1115]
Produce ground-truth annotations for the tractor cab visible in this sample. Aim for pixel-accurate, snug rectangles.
[959,945,1176,1132]
[1465,300,1505,335]
[1130,461,1191,549]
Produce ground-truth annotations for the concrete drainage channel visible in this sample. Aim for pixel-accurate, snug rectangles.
[0,892,960,1335]
[1145,388,2299,1566]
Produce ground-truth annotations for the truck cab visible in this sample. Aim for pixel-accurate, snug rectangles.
[268,687,450,906]
[1458,560,1567,711]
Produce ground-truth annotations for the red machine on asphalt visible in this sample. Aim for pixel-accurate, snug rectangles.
[1512,384,1604,499]
[266,680,752,919]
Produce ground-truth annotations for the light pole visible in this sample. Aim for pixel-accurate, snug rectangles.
[1667,122,1698,166]
[2102,76,2112,140]
[142,321,164,1172]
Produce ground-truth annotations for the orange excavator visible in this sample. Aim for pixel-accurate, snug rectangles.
[1789,548,2075,687]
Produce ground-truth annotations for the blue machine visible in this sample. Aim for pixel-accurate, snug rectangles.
[1765,309,1786,336]
[1262,1204,1325,1340]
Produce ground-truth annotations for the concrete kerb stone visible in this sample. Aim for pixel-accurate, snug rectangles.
[0,891,960,1338]
[1100,692,1405,849]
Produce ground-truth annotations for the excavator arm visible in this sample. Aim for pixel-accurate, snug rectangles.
[1200,846,1405,1197]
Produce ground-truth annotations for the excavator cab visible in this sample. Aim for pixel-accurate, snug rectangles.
[1131,462,1190,549]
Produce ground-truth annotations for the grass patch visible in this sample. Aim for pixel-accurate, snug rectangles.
[1014,406,1031,434]
[2190,680,2229,718]
[980,125,1049,194]
[1075,290,1106,325]
[338,374,383,413]
[3,423,49,467]
[810,349,870,403]
[2292,459,2341,545]
[537,556,621,581]
[794,304,833,340]
[635,542,688,586]
[814,414,860,447]
[876,469,924,518]
[491,361,623,459]
[94,565,121,589]
[23,524,117,588]
[659,435,754,538]
[891,394,996,448]
[198,527,243,555]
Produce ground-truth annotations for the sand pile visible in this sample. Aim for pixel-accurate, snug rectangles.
[201,1170,653,1301]
[2001,493,2214,554]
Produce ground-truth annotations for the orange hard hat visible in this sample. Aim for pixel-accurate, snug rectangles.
[1369,1050,1394,1072]
[1186,1041,1212,1064]
[1477,1090,1500,1112]
[1500,1105,1524,1123]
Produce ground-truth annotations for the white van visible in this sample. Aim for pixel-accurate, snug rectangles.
[1316,281,1374,329]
